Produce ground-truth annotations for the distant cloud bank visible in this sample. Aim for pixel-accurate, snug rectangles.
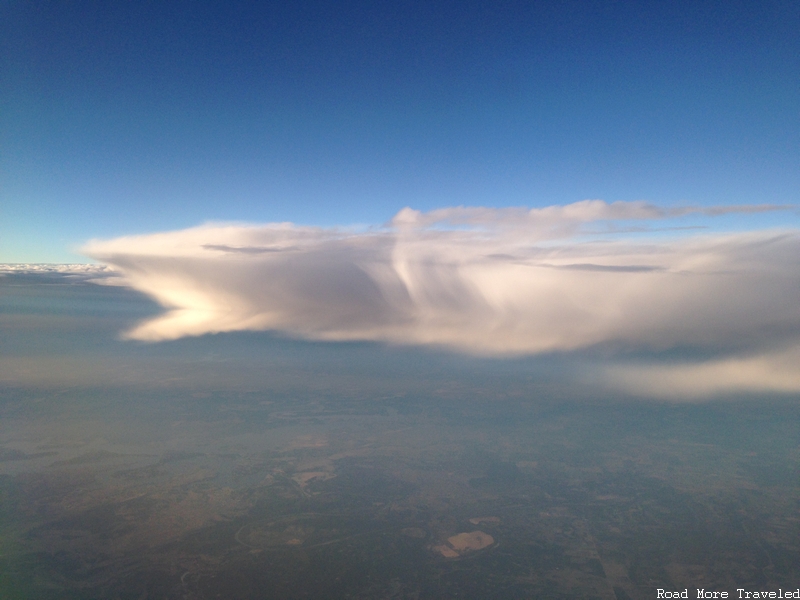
[0,263,113,274]
[83,201,800,398]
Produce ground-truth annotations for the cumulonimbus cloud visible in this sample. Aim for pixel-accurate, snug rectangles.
[83,201,800,397]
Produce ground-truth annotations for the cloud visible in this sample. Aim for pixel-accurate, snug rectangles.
[390,201,793,233]
[82,201,800,397]
[606,346,800,399]
[0,263,113,275]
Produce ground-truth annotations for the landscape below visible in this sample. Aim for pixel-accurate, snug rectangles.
[0,271,797,599]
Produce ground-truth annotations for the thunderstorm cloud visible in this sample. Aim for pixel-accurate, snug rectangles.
[83,201,800,397]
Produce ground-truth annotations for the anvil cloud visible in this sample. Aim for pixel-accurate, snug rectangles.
[83,201,800,397]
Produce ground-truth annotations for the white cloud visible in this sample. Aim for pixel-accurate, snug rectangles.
[606,346,800,399]
[0,263,113,274]
[82,201,800,397]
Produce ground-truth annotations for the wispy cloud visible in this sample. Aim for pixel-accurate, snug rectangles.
[607,346,800,399]
[82,201,800,397]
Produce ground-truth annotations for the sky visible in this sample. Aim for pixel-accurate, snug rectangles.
[2,0,798,263]
[2,0,800,399]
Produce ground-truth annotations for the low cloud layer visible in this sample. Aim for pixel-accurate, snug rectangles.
[83,201,800,397]
[607,346,800,399]
[0,263,112,275]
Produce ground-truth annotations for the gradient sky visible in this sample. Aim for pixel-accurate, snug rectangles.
[1,0,798,262]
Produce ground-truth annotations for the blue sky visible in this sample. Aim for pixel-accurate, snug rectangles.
[1,0,798,262]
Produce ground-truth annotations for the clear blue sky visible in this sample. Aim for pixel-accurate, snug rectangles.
[2,0,798,262]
